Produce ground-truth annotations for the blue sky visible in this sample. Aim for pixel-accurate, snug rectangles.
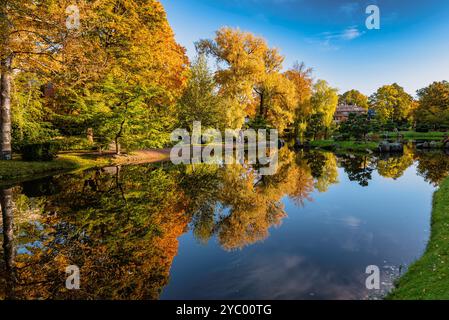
[161,0,449,96]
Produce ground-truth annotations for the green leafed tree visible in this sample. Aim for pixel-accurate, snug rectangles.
[305,112,325,140]
[93,74,180,154]
[0,0,71,159]
[11,73,57,148]
[369,83,414,124]
[339,89,369,109]
[178,55,225,131]
[414,81,449,129]
[338,113,372,141]
[310,80,338,129]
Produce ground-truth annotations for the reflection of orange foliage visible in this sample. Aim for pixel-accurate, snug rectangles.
[149,205,190,295]
[288,165,315,207]
[1,167,191,300]
[215,149,316,250]
[215,164,283,250]
[259,149,316,207]
[415,151,449,186]
[8,209,190,300]
[1,150,341,299]
[377,147,414,180]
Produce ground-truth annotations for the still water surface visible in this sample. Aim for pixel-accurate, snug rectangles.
[1,148,449,299]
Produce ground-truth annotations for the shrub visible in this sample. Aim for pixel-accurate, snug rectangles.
[334,133,350,141]
[382,120,396,132]
[338,113,371,140]
[416,124,430,133]
[398,124,411,131]
[20,142,60,161]
[54,136,94,151]
[245,116,272,131]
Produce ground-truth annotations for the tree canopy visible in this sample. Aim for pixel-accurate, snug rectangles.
[369,83,414,124]
[310,80,339,129]
[339,89,369,109]
[415,81,449,128]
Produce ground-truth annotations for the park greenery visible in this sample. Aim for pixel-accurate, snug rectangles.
[1,0,448,166]
[1,0,449,302]
[388,175,449,299]
[339,89,369,110]
[1,147,449,299]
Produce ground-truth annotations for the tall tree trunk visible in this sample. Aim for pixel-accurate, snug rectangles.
[0,56,12,160]
[259,93,265,117]
[1,188,16,298]
[115,118,126,155]
[264,105,268,119]
[87,128,94,144]
[115,137,121,155]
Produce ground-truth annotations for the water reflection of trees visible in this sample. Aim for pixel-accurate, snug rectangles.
[1,149,339,299]
[186,148,320,250]
[414,151,449,186]
[376,146,415,180]
[374,146,449,186]
[3,148,448,299]
[335,146,448,187]
[338,154,374,187]
[1,166,190,299]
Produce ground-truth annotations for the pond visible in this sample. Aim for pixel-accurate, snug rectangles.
[1,147,449,299]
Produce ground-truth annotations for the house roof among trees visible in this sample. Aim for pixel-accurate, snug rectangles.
[335,104,367,114]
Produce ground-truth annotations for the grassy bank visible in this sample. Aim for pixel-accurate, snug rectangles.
[310,140,378,152]
[384,131,448,140]
[0,149,171,184]
[0,153,111,183]
[387,176,449,299]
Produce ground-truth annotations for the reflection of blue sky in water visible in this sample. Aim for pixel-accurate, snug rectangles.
[2,150,447,299]
[162,164,434,299]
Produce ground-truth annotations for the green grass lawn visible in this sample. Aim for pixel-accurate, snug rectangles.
[310,140,379,152]
[384,131,448,140]
[0,153,110,184]
[387,176,449,299]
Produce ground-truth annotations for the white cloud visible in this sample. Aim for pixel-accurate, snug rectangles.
[306,26,364,51]
[320,26,364,42]
[341,27,363,40]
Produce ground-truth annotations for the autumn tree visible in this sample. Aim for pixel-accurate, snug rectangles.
[414,81,449,129]
[2,0,188,156]
[253,48,297,132]
[254,73,297,132]
[67,0,189,151]
[369,83,414,124]
[284,62,313,137]
[197,27,265,128]
[197,27,297,131]
[310,80,338,136]
[0,0,73,159]
[339,89,369,109]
